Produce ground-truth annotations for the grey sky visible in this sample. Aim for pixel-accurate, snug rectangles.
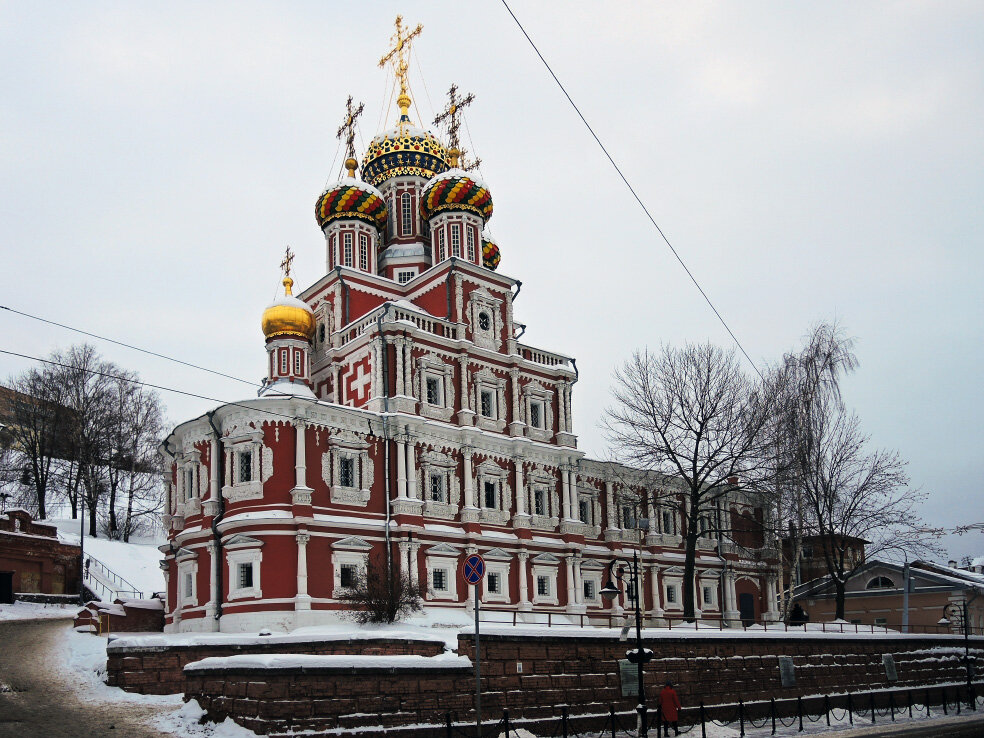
[2,2,981,560]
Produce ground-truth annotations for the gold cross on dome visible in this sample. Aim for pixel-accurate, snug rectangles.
[280,246,295,279]
[378,15,423,107]
[433,83,476,154]
[458,146,482,172]
[336,95,365,162]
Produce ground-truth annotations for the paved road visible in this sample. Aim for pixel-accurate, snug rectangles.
[815,713,984,736]
[0,618,169,738]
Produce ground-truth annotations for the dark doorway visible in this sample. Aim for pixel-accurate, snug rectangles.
[0,572,13,604]
[738,592,755,626]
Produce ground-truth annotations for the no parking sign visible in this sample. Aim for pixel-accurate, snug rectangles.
[460,553,486,586]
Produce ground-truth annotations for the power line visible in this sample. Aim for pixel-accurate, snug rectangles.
[498,0,763,379]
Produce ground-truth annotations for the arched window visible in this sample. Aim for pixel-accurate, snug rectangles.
[401,193,413,236]
[866,576,894,590]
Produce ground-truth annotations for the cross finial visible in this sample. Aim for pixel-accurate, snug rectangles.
[336,95,365,166]
[458,146,482,172]
[433,83,476,155]
[378,15,423,122]
[280,246,295,279]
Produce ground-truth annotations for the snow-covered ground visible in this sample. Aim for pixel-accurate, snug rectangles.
[0,600,78,621]
[49,516,165,596]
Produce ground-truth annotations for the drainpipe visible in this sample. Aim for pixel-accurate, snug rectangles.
[571,358,579,382]
[511,279,522,303]
[514,323,527,341]
[205,410,225,623]
[375,304,394,596]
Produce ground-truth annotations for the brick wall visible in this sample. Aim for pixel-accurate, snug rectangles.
[182,631,984,737]
[0,510,81,595]
[108,636,445,694]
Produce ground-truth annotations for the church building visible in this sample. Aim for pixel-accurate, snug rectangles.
[159,19,780,633]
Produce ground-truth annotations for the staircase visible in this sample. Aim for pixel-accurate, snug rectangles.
[82,554,143,601]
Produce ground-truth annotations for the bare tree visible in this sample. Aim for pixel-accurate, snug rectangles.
[798,405,938,619]
[603,344,779,621]
[337,554,423,624]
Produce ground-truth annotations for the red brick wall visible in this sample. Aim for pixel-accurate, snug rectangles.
[0,517,80,594]
[108,637,444,695]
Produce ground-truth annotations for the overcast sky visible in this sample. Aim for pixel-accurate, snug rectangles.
[2,2,981,561]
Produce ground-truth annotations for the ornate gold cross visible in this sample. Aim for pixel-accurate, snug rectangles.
[433,83,476,154]
[336,95,365,163]
[280,246,295,279]
[378,15,423,104]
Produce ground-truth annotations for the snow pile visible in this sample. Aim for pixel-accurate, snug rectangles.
[156,699,266,738]
[0,600,77,621]
[185,651,471,672]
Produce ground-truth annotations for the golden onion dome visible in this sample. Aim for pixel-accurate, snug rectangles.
[261,277,315,342]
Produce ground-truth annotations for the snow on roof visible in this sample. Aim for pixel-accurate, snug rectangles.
[426,167,489,191]
[258,379,317,400]
[389,299,430,315]
[319,176,384,201]
[119,598,164,611]
[109,625,450,651]
[184,652,471,672]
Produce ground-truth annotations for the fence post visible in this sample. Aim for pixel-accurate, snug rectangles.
[798,695,804,732]
[446,712,453,738]
[870,693,876,724]
[847,693,854,725]
[739,699,745,738]
[889,691,896,721]
[637,704,646,738]
[770,697,776,735]
[942,687,948,716]
[610,706,617,738]
[971,683,977,712]
[700,700,707,738]
[503,709,510,737]
[656,703,662,738]
[957,687,961,716]
[925,689,931,718]
[908,690,913,719]
[824,695,830,727]
[562,705,569,738]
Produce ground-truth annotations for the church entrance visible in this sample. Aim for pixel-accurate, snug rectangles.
[738,592,755,626]
[0,572,13,604]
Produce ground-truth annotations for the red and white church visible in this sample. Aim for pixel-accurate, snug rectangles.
[159,23,780,634]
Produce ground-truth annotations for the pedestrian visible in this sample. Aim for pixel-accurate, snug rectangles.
[789,603,809,627]
[658,680,681,737]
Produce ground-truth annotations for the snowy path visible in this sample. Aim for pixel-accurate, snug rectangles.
[0,618,170,738]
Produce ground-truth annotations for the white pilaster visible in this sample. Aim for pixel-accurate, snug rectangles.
[295,531,311,610]
[406,440,418,500]
[396,437,408,498]
[517,551,531,611]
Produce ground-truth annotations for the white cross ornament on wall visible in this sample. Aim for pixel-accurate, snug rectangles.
[349,362,372,401]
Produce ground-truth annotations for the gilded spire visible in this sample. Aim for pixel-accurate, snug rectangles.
[378,15,423,124]
[280,247,295,295]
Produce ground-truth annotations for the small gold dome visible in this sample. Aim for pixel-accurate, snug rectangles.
[261,277,315,341]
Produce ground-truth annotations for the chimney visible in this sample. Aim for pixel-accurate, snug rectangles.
[948,560,957,568]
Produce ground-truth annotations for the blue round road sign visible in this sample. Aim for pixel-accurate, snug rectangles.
[461,554,486,585]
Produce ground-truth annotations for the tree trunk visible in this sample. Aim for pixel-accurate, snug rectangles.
[834,579,847,620]
[87,497,98,538]
[682,520,700,621]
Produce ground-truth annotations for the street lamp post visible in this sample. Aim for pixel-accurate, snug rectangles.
[601,548,652,737]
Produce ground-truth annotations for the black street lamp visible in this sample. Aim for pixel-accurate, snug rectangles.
[600,548,652,736]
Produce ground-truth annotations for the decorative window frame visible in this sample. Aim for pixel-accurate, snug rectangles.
[323,430,374,507]
[225,534,263,601]
[476,460,512,526]
[415,353,455,422]
[176,548,198,609]
[522,381,554,442]
[330,536,371,596]
[581,559,606,606]
[575,489,602,538]
[176,448,204,516]
[396,268,418,285]
[531,553,560,606]
[222,429,270,503]
[472,367,507,432]
[420,450,460,519]
[527,467,560,531]
[482,548,512,603]
[663,566,684,611]
[698,570,721,611]
[467,287,503,351]
[425,543,460,601]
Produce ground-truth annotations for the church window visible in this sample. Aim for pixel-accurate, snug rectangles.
[339,457,355,488]
[293,350,302,376]
[578,497,591,524]
[425,376,442,406]
[626,579,637,602]
[533,488,547,516]
[429,473,446,503]
[238,562,254,589]
[279,350,288,375]
[432,568,448,591]
[480,389,495,418]
[666,584,678,604]
[451,224,461,257]
[185,468,195,499]
[529,401,543,429]
[184,573,193,598]
[487,571,501,594]
[397,269,416,284]
[437,229,446,262]
[662,510,675,535]
[238,451,252,483]
[703,585,714,606]
[622,504,636,529]
[866,576,894,590]
[343,233,353,267]
[401,193,412,235]
[478,312,491,331]
[536,575,550,597]
[340,564,357,588]
[319,323,326,342]
[583,579,596,601]
[483,480,497,509]
[467,227,476,262]
[359,233,369,271]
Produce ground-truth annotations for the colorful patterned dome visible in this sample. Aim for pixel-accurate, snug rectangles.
[481,234,501,271]
[361,117,448,188]
[420,169,493,223]
[315,161,388,231]
[262,277,315,342]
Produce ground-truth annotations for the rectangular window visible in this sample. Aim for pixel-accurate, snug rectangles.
[451,224,461,257]
[578,498,590,524]
[340,564,357,588]
[480,389,495,418]
[484,481,497,509]
[430,474,445,502]
[359,234,369,271]
[238,562,253,589]
[432,568,447,591]
[293,350,302,375]
[343,233,353,267]
[401,193,412,236]
[583,580,596,601]
[184,573,193,598]
[487,572,501,594]
[534,489,547,516]
[467,227,476,262]
[703,585,713,606]
[426,376,442,405]
[662,510,674,534]
[339,457,355,488]
[437,229,446,261]
[626,580,637,602]
[329,235,336,268]
[536,575,550,597]
[185,468,194,498]
[874,617,888,626]
[397,269,416,284]
[666,585,678,604]
[279,349,288,374]
[238,450,252,483]
[622,505,636,529]
[529,401,542,429]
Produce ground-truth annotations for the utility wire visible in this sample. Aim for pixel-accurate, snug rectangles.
[498,0,763,379]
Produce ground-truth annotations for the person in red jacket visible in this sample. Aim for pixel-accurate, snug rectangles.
[657,681,682,736]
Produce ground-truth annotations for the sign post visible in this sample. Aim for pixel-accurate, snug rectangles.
[461,553,486,736]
